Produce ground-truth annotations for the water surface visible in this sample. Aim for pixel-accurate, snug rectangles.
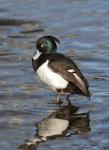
[0,0,109,150]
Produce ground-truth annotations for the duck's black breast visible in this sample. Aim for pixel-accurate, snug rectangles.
[32,54,47,72]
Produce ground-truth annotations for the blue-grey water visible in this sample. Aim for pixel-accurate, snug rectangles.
[0,0,109,150]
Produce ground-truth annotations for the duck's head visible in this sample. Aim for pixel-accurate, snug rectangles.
[32,35,60,60]
[36,35,60,54]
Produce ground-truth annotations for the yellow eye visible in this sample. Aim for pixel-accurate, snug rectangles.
[41,44,44,48]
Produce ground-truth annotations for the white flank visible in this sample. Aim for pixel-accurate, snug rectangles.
[37,60,68,90]
[67,69,75,73]
[33,50,41,60]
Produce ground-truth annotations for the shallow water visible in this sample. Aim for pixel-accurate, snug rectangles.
[0,0,109,150]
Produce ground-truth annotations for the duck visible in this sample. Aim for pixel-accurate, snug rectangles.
[32,35,90,104]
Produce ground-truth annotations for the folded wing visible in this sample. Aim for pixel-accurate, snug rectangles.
[48,53,90,97]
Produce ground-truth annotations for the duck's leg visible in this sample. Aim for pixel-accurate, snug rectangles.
[56,92,62,105]
[56,92,62,112]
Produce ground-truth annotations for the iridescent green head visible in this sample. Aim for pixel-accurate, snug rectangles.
[36,35,60,53]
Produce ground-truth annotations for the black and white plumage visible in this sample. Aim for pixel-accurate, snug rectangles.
[32,36,90,104]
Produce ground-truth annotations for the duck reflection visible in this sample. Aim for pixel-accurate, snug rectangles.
[18,104,91,150]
